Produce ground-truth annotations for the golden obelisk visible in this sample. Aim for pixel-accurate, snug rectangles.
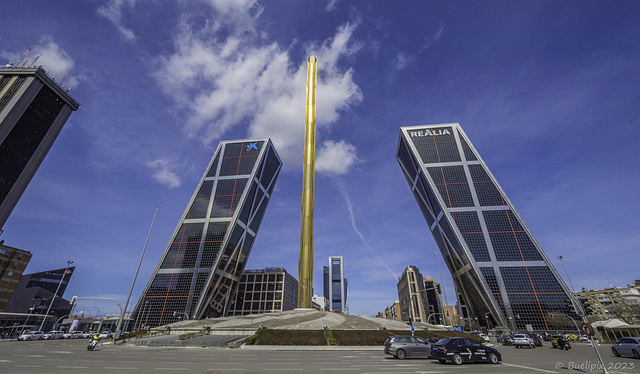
[298,56,317,309]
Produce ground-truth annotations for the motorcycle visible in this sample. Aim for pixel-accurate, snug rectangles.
[87,339,98,351]
[559,340,571,350]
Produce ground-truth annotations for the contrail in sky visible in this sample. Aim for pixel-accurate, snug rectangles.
[335,180,397,280]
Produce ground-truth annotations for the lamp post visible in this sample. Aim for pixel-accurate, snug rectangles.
[115,207,158,340]
[39,260,73,331]
[20,305,36,335]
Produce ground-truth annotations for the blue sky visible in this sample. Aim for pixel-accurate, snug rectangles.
[2,0,639,317]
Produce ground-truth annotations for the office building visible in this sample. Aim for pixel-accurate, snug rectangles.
[397,265,429,322]
[228,267,298,316]
[312,295,328,311]
[0,243,32,311]
[0,67,80,231]
[132,139,282,327]
[323,256,348,312]
[379,301,401,320]
[423,276,444,324]
[397,123,577,331]
[576,281,640,324]
[4,266,75,327]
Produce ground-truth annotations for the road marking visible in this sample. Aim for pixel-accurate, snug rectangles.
[15,365,43,368]
[103,367,138,370]
[502,363,558,373]
[49,351,73,354]
[0,360,12,363]
[57,366,89,369]
[154,368,189,371]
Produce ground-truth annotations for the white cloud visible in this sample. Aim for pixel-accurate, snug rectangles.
[1,37,82,89]
[151,6,363,173]
[146,157,182,189]
[326,0,341,12]
[316,140,358,175]
[97,0,137,42]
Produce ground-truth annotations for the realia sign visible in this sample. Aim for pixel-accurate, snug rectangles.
[409,128,451,137]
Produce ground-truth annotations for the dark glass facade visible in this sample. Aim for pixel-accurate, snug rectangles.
[0,68,79,231]
[396,124,577,331]
[323,257,348,312]
[132,139,282,327]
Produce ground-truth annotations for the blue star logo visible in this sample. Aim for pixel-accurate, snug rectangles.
[246,142,258,151]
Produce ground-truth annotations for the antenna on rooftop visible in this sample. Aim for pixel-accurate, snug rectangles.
[30,54,40,67]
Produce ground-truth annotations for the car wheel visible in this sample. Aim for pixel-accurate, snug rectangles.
[438,359,446,364]
[633,350,640,359]
[488,352,499,364]
[612,348,620,357]
[396,349,406,360]
[452,353,463,365]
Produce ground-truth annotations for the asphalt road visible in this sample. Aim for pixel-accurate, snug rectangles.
[0,338,637,373]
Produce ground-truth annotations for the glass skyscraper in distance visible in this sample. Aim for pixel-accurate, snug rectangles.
[323,256,348,313]
[396,123,577,331]
[132,139,282,327]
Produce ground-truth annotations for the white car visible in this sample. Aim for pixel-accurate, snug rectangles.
[512,334,535,348]
[62,331,83,339]
[43,330,65,340]
[99,331,112,339]
[18,331,45,341]
[81,331,94,339]
[478,333,490,342]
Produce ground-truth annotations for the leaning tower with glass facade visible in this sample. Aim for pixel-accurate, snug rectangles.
[396,123,577,331]
[132,139,282,327]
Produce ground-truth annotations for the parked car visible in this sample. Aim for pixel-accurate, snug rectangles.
[530,334,543,347]
[478,333,490,342]
[384,335,431,359]
[18,331,45,341]
[99,331,112,339]
[611,337,640,359]
[431,337,501,365]
[62,331,84,339]
[81,331,94,339]
[502,335,514,346]
[513,334,535,348]
[43,330,65,340]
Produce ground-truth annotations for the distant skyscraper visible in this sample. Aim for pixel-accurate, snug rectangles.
[397,123,577,331]
[323,256,348,312]
[0,67,80,231]
[397,265,429,323]
[132,139,282,327]
[423,276,444,324]
[228,267,298,316]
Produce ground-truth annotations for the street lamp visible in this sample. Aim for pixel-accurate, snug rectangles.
[39,260,73,331]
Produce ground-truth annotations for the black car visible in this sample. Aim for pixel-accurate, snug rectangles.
[384,335,431,359]
[431,337,502,365]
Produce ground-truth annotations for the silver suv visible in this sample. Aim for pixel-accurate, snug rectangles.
[384,335,432,359]
[512,334,535,348]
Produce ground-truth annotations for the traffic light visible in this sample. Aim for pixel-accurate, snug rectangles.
[436,284,441,294]
[70,296,77,305]
[407,317,413,327]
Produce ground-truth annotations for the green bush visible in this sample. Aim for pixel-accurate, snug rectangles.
[324,329,337,345]
[242,328,482,346]
[252,329,326,345]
